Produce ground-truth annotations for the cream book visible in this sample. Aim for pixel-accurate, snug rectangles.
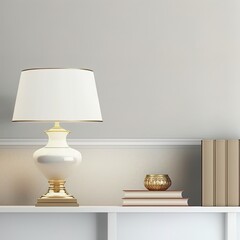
[202,140,215,206]
[123,190,183,199]
[122,198,188,206]
[227,140,239,206]
[215,140,227,206]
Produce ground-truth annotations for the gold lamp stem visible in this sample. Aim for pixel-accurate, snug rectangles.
[54,121,61,128]
[47,122,69,132]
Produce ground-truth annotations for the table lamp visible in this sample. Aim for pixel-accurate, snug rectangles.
[12,68,102,206]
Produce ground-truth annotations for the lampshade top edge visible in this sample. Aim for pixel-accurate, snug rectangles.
[21,68,93,72]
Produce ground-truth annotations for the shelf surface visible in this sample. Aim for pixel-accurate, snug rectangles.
[0,206,240,213]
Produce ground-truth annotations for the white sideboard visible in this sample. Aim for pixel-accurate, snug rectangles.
[0,206,239,240]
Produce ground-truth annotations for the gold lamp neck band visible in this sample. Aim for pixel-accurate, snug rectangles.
[54,122,61,128]
[46,122,70,133]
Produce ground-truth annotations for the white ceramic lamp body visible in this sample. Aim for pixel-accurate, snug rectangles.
[33,130,82,180]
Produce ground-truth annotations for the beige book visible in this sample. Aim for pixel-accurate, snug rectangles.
[202,140,215,206]
[216,140,227,206]
[123,190,183,199]
[227,140,239,206]
[122,198,188,206]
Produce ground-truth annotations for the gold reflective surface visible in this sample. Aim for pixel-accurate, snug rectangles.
[144,174,172,191]
[36,180,79,207]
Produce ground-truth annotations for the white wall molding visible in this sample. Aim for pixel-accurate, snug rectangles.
[0,139,201,148]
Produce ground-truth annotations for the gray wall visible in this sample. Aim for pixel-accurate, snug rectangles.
[1,0,240,139]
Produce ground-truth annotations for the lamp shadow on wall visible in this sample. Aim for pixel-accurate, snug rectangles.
[180,150,201,206]
[167,147,201,206]
[12,177,36,205]
[0,95,33,205]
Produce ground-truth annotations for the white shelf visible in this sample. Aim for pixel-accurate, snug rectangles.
[0,205,240,213]
[0,206,239,240]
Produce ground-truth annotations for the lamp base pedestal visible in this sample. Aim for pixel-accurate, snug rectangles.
[35,180,79,207]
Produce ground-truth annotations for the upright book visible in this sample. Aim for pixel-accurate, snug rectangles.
[202,139,240,207]
[202,140,215,206]
[215,140,227,206]
[227,140,239,206]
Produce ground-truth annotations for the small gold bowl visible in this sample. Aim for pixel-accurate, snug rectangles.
[144,174,172,191]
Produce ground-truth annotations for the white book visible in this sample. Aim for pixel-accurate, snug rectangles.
[227,140,239,206]
[122,198,188,206]
[202,140,215,206]
[216,140,227,206]
[123,190,183,199]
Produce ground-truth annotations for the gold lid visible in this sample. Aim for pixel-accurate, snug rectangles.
[145,174,168,177]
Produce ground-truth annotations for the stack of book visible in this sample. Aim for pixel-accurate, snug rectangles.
[122,190,188,206]
[202,139,240,206]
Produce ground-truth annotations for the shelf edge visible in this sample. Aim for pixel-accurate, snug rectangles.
[0,206,239,213]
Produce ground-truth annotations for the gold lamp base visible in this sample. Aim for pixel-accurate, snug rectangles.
[36,180,79,207]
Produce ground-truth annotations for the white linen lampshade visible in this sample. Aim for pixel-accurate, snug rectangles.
[12,68,102,206]
[13,68,102,122]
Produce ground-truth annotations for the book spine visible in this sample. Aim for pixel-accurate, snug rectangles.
[202,140,215,206]
[215,140,227,206]
[227,140,239,206]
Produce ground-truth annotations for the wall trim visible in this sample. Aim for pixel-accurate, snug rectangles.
[0,139,201,148]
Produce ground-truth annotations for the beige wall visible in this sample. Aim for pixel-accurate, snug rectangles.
[0,144,201,206]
